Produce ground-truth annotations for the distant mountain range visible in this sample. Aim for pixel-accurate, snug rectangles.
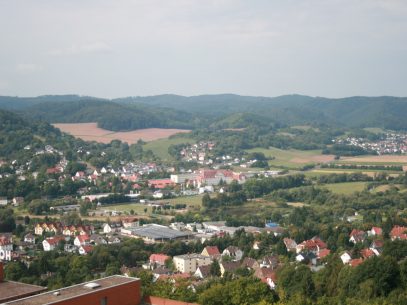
[0,94,406,131]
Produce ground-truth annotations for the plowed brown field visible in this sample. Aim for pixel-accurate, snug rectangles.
[53,123,190,144]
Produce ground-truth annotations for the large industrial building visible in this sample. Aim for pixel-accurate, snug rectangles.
[3,275,141,305]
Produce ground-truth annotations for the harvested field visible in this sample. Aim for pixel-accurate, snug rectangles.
[341,155,407,163]
[53,123,190,144]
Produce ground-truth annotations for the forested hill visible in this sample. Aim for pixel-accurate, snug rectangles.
[0,109,70,160]
[14,100,207,131]
[118,94,407,130]
[0,94,407,131]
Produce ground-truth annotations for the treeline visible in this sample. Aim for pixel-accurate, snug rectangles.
[322,144,375,156]
[321,163,403,171]
[243,174,307,198]
[202,192,247,208]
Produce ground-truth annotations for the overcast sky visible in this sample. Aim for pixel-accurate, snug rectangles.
[0,0,406,98]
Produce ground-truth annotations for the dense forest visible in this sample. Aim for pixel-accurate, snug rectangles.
[1,94,407,131]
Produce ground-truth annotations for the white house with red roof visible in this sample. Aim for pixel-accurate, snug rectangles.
[74,234,90,247]
[42,236,65,251]
[0,234,13,252]
[368,226,382,237]
[79,245,93,255]
[349,229,367,244]
[149,254,170,266]
[283,238,297,252]
[201,246,221,259]
[296,237,327,254]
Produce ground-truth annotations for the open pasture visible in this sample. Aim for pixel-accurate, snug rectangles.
[246,147,335,169]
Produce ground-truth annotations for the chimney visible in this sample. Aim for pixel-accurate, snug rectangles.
[0,261,4,282]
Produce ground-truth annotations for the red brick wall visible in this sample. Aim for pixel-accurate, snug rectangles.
[144,296,200,305]
[52,280,141,305]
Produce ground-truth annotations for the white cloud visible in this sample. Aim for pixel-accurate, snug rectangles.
[16,63,43,74]
[48,42,112,56]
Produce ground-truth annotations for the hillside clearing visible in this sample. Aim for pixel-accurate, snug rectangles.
[54,122,191,144]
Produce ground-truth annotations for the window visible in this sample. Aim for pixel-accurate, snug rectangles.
[100,297,108,305]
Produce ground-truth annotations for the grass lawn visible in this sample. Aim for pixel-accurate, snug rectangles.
[143,136,193,160]
[320,182,368,195]
[246,147,329,170]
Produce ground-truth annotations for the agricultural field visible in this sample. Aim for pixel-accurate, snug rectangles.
[246,147,335,169]
[143,136,194,160]
[320,181,368,195]
[53,122,191,144]
[338,155,407,164]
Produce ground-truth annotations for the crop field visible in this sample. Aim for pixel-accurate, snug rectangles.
[246,147,335,169]
[338,155,407,164]
[53,123,191,144]
[321,182,368,195]
[143,136,194,160]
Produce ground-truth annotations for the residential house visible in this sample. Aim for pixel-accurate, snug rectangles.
[79,245,93,255]
[390,225,407,241]
[121,217,140,228]
[370,240,384,255]
[340,252,352,265]
[219,261,241,277]
[0,234,13,252]
[264,226,285,237]
[102,222,122,234]
[368,226,383,237]
[260,255,280,269]
[89,234,107,246]
[201,246,221,259]
[349,229,367,244]
[34,222,62,235]
[194,265,212,279]
[241,257,260,270]
[254,267,278,290]
[148,179,175,189]
[317,248,331,260]
[12,197,24,207]
[149,254,170,267]
[42,236,65,251]
[349,258,364,267]
[23,233,36,244]
[296,237,327,254]
[74,234,90,247]
[173,254,212,273]
[296,252,317,265]
[222,246,243,261]
[360,248,376,259]
[283,238,297,252]
[107,236,122,244]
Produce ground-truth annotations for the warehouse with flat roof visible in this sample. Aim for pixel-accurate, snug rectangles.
[0,262,47,303]
[121,224,191,243]
[4,275,141,305]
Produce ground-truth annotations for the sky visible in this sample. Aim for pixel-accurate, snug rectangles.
[0,0,406,98]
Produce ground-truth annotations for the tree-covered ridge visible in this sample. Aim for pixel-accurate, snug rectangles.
[1,94,407,131]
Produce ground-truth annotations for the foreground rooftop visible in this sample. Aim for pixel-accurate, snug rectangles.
[4,275,139,305]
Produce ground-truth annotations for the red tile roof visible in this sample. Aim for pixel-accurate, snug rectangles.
[390,226,407,240]
[149,254,170,265]
[349,258,364,267]
[360,248,375,259]
[204,246,220,256]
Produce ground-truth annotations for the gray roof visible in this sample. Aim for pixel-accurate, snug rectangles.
[129,224,190,240]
